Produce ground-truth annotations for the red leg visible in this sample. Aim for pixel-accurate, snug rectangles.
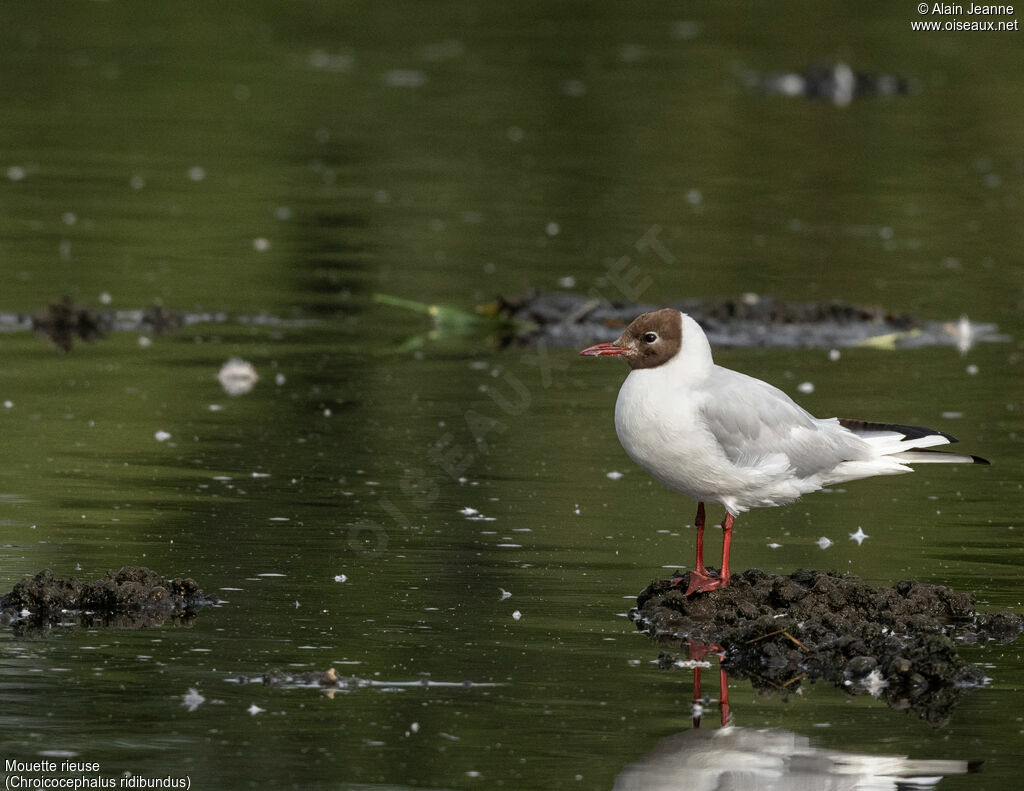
[719,513,734,587]
[686,511,736,596]
[693,502,708,574]
[718,667,731,727]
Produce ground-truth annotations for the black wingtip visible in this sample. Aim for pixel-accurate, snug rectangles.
[971,455,991,465]
[838,418,958,443]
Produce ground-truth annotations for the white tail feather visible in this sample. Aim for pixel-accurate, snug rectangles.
[891,450,981,465]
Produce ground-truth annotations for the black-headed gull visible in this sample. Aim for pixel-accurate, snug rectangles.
[580,309,988,595]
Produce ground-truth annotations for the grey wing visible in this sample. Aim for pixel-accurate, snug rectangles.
[699,367,867,477]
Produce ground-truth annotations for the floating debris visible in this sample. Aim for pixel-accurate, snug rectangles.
[750,61,914,107]
[5,296,319,351]
[32,296,111,352]
[247,668,501,696]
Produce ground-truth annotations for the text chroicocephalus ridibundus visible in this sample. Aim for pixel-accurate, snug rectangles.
[580,308,989,595]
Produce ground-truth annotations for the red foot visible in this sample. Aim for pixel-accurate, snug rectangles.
[685,568,729,596]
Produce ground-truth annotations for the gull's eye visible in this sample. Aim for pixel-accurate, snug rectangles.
[641,332,659,343]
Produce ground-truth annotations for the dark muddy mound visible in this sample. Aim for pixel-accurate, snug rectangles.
[0,566,220,634]
[633,569,1023,724]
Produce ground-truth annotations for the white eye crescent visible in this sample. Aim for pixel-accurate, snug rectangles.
[641,332,659,343]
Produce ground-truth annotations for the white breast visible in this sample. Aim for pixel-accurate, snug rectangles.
[614,366,736,507]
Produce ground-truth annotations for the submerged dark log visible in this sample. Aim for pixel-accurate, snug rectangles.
[499,291,1003,350]
[8,291,1006,351]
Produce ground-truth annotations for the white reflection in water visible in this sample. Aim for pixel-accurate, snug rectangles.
[613,726,973,790]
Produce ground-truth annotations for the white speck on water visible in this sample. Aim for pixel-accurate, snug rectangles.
[247,703,265,716]
[138,335,152,347]
[670,20,701,40]
[99,291,112,305]
[384,69,426,88]
[828,349,841,361]
[130,174,145,190]
[334,574,348,583]
[253,237,270,252]
[62,212,77,226]
[459,507,479,516]
[496,543,521,548]
[3,400,12,409]
[258,573,287,577]
[408,721,420,735]
[606,471,624,480]
[966,364,979,375]
[499,588,512,600]
[955,315,975,354]
[252,472,271,478]
[573,504,581,515]
[154,430,171,442]
[767,542,782,549]
[941,411,964,419]
[208,404,224,411]
[187,165,206,182]
[685,188,702,206]
[545,221,560,236]
[558,275,576,288]
[465,771,480,778]
[512,610,522,621]
[816,536,834,549]
[560,78,586,97]
[218,358,259,396]
[307,49,354,72]
[268,517,290,522]
[8,165,26,181]
[849,526,869,545]
[797,381,815,394]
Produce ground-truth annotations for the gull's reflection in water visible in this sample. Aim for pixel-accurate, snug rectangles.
[613,643,977,791]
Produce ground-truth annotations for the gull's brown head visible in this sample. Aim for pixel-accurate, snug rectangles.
[578,308,683,370]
